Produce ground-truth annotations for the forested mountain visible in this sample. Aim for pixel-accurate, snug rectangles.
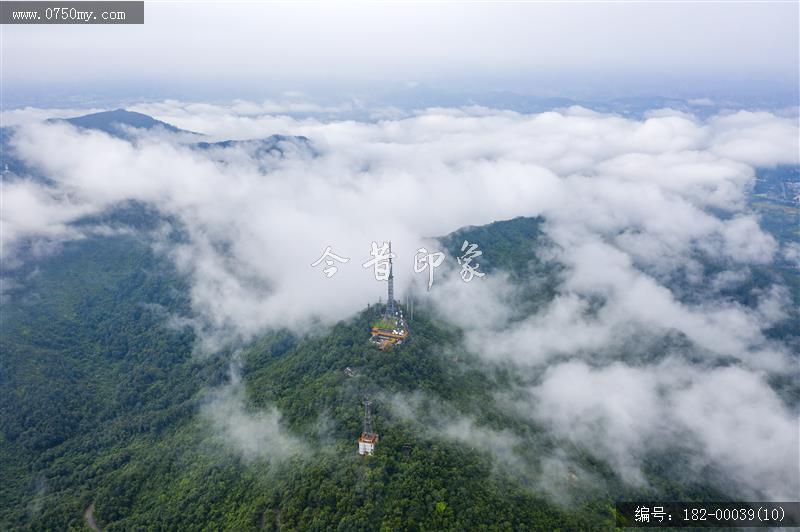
[1,111,798,530]
[6,211,787,530]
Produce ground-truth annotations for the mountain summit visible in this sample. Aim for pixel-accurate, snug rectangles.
[55,109,189,138]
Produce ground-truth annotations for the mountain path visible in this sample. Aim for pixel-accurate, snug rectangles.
[84,503,100,532]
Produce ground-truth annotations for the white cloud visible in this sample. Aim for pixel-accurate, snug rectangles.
[709,111,800,167]
[201,359,306,461]
[3,101,798,499]
[527,360,799,500]
[4,104,796,349]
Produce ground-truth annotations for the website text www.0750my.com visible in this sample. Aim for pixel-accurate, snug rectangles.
[11,6,125,22]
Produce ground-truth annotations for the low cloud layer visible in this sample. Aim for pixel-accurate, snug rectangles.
[2,101,798,498]
[201,357,306,462]
[526,360,798,500]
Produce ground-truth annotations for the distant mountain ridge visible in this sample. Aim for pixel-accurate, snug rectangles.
[193,135,314,161]
[50,109,191,137]
[194,135,310,150]
[2,109,313,185]
[50,110,312,156]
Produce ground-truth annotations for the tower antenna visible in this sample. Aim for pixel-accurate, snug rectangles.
[387,241,395,314]
[363,399,373,435]
[357,399,378,455]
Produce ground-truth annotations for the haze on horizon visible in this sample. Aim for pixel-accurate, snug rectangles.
[2,1,799,106]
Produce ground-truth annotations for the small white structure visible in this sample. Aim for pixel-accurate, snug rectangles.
[357,399,378,456]
[358,432,378,456]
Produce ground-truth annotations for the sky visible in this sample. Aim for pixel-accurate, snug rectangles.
[2,2,799,105]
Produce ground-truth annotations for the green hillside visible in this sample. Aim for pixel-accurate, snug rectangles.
[1,213,790,530]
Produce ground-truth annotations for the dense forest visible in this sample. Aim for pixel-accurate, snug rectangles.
[1,202,797,529]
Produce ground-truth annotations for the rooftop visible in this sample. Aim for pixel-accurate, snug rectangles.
[358,433,378,444]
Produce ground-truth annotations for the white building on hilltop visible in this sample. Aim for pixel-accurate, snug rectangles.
[357,399,378,456]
